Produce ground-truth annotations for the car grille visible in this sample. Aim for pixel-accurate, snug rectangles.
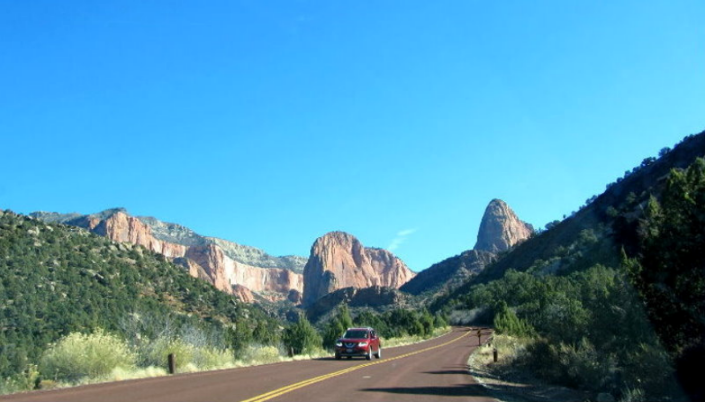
[344,342,356,348]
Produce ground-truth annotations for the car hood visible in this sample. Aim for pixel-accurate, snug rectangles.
[338,338,368,343]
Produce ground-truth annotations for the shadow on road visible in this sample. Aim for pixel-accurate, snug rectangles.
[361,384,493,397]
[423,363,473,376]
[313,357,367,361]
[422,370,471,376]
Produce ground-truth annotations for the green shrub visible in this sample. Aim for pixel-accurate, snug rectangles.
[518,338,614,391]
[239,345,282,365]
[620,387,645,402]
[0,365,40,395]
[493,301,534,338]
[282,315,322,355]
[385,308,425,337]
[322,320,345,349]
[419,310,435,336]
[620,342,678,397]
[555,339,614,390]
[41,329,136,383]
[191,346,235,370]
[433,313,447,328]
[138,337,194,371]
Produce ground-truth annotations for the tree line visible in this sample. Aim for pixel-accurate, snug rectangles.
[0,211,279,382]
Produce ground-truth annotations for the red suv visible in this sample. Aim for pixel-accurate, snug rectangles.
[334,327,382,360]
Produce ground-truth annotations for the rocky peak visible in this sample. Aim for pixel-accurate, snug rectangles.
[474,199,534,253]
[302,231,415,306]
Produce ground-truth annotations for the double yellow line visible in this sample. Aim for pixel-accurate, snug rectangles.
[241,330,471,402]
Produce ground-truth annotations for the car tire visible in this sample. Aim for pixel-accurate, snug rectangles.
[375,346,381,359]
[335,353,341,360]
[347,356,352,359]
[366,348,372,360]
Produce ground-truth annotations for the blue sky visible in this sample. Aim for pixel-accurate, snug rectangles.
[1,1,703,271]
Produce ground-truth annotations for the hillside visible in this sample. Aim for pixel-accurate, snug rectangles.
[432,130,705,401]
[443,131,705,294]
[305,286,410,323]
[400,250,495,296]
[0,210,280,380]
[31,209,307,272]
[30,209,307,301]
[400,198,532,297]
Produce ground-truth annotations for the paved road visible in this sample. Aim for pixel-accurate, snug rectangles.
[0,327,495,402]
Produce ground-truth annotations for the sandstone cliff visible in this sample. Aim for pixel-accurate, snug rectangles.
[302,231,415,306]
[474,199,534,253]
[87,210,188,258]
[232,285,256,304]
[30,209,306,302]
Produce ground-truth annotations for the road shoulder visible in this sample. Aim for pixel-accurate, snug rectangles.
[467,344,592,402]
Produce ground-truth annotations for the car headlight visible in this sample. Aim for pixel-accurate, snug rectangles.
[358,341,368,347]
[335,342,343,347]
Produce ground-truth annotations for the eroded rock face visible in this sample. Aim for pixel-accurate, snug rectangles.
[302,232,415,306]
[185,244,231,292]
[91,211,188,258]
[30,209,305,303]
[474,199,534,253]
[232,285,256,304]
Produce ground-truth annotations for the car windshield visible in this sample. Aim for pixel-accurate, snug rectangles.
[342,330,368,339]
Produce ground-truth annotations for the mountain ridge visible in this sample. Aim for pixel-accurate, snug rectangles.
[30,209,307,271]
[399,198,530,297]
[30,209,307,301]
[428,129,705,401]
[468,130,705,287]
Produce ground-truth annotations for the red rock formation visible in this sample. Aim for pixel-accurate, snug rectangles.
[232,285,256,303]
[474,199,534,253]
[186,244,231,293]
[91,211,187,258]
[302,232,416,306]
[231,261,303,296]
[48,210,304,302]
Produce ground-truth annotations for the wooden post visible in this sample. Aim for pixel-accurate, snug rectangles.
[168,353,176,374]
[477,329,482,346]
[493,347,498,363]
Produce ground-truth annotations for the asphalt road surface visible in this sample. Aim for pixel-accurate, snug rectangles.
[0,327,496,402]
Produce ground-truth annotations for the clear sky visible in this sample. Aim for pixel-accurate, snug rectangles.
[1,1,703,272]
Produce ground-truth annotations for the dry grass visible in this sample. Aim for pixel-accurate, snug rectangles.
[383,326,453,348]
[467,335,593,402]
[2,327,454,396]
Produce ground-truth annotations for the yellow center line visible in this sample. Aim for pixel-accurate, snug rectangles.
[240,330,472,402]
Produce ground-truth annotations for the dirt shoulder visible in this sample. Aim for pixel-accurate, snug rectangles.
[467,343,594,402]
